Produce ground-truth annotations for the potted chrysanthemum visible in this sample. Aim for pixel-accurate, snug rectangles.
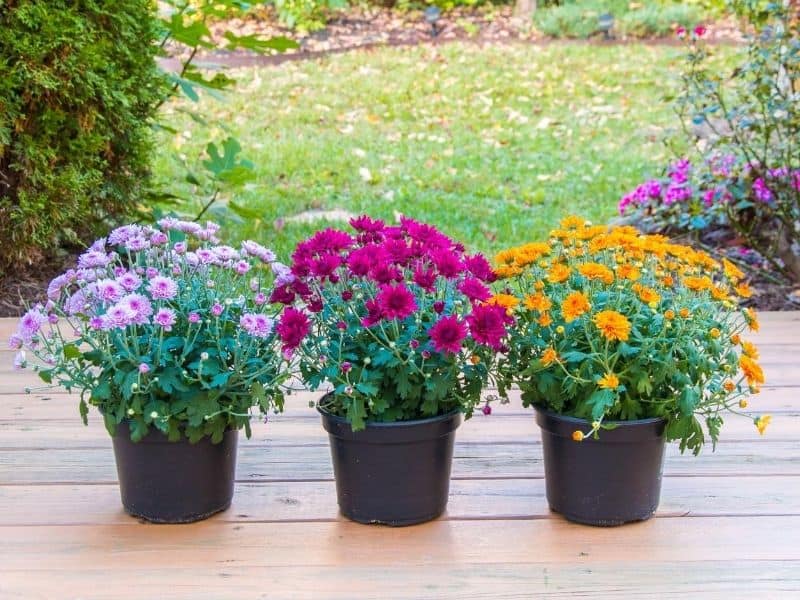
[495,216,768,526]
[274,215,511,525]
[8,219,302,523]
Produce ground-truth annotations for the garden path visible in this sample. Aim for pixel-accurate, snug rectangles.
[1,314,799,598]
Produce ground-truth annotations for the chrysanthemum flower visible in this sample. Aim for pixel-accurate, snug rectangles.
[428,316,467,354]
[561,291,591,323]
[593,310,631,342]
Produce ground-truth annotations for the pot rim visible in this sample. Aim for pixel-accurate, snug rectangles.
[317,402,462,429]
[533,406,667,427]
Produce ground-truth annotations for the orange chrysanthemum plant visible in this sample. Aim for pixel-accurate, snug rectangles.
[494,216,768,455]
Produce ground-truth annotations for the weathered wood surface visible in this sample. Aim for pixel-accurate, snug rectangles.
[1,313,799,598]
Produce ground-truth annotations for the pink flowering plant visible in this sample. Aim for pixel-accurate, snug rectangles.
[274,216,512,430]
[9,219,302,443]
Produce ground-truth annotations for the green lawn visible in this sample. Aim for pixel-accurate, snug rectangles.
[154,41,714,260]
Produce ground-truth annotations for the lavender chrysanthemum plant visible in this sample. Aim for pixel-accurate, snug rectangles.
[9,219,304,443]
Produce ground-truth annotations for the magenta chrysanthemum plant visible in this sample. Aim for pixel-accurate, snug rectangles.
[8,219,301,443]
[274,215,512,430]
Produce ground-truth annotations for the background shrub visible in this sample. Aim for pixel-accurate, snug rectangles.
[534,0,704,39]
[0,1,162,276]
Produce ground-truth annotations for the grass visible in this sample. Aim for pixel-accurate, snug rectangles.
[153,41,717,261]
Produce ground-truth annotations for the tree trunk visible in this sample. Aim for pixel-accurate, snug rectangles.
[513,0,536,22]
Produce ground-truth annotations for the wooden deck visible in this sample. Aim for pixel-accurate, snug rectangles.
[1,313,799,598]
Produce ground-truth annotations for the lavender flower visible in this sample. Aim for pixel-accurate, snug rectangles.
[95,279,125,303]
[120,294,153,325]
[154,308,177,331]
[77,250,111,270]
[241,240,277,264]
[240,313,275,338]
[272,262,295,286]
[753,178,773,202]
[147,276,179,300]
[102,303,137,330]
[116,272,142,292]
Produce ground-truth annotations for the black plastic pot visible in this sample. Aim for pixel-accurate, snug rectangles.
[319,405,462,526]
[535,408,666,526]
[111,421,238,523]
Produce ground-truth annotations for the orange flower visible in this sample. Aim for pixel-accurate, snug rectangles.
[561,291,591,323]
[710,328,720,339]
[578,262,614,285]
[494,265,521,279]
[723,379,736,392]
[617,264,641,281]
[723,258,744,282]
[664,309,675,320]
[488,294,519,310]
[730,333,741,345]
[711,285,730,301]
[593,310,631,342]
[572,430,584,442]
[561,215,587,229]
[744,308,759,332]
[547,263,570,283]
[684,276,713,291]
[756,415,772,436]
[524,293,552,312]
[741,340,759,360]
[597,372,620,390]
[636,286,661,305]
[661,274,674,287]
[538,312,553,327]
[739,355,765,386]
[541,347,558,367]
[679,307,691,318]
[735,282,753,298]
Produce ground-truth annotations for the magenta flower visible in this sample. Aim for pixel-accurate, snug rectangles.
[431,247,463,279]
[464,254,494,282]
[188,312,201,324]
[376,283,418,321]
[276,308,310,352]
[412,264,437,290]
[147,276,179,300]
[211,303,224,317]
[428,316,467,354]
[753,178,773,202]
[138,363,150,374]
[467,304,510,351]
[458,277,492,303]
[154,308,177,331]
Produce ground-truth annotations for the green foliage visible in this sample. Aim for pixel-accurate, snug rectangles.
[154,1,297,221]
[13,220,292,442]
[495,219,764,454]
[0,0,162,276]
[154,42,695,262]
[534,0,703,39]
[670,3,800,281]
[270,0,347,32]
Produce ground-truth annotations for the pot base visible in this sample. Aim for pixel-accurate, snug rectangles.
[320,406,462,527]
[536,408,666,527]
[112,422,238,524]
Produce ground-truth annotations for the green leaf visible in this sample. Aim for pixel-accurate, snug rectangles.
[222,32,299,53]
[164,14,213,48]
[63,344,81,359]
[586,389,615,420]
[38,370,52,384]
[79,399,89,426]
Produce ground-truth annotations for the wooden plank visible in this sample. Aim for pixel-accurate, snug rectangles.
[2,560,799,599]
[0,385,794,421]
[2,439,798,485]
[1,518,798,569]
[0,409,795,449]
[1,475,798,527]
